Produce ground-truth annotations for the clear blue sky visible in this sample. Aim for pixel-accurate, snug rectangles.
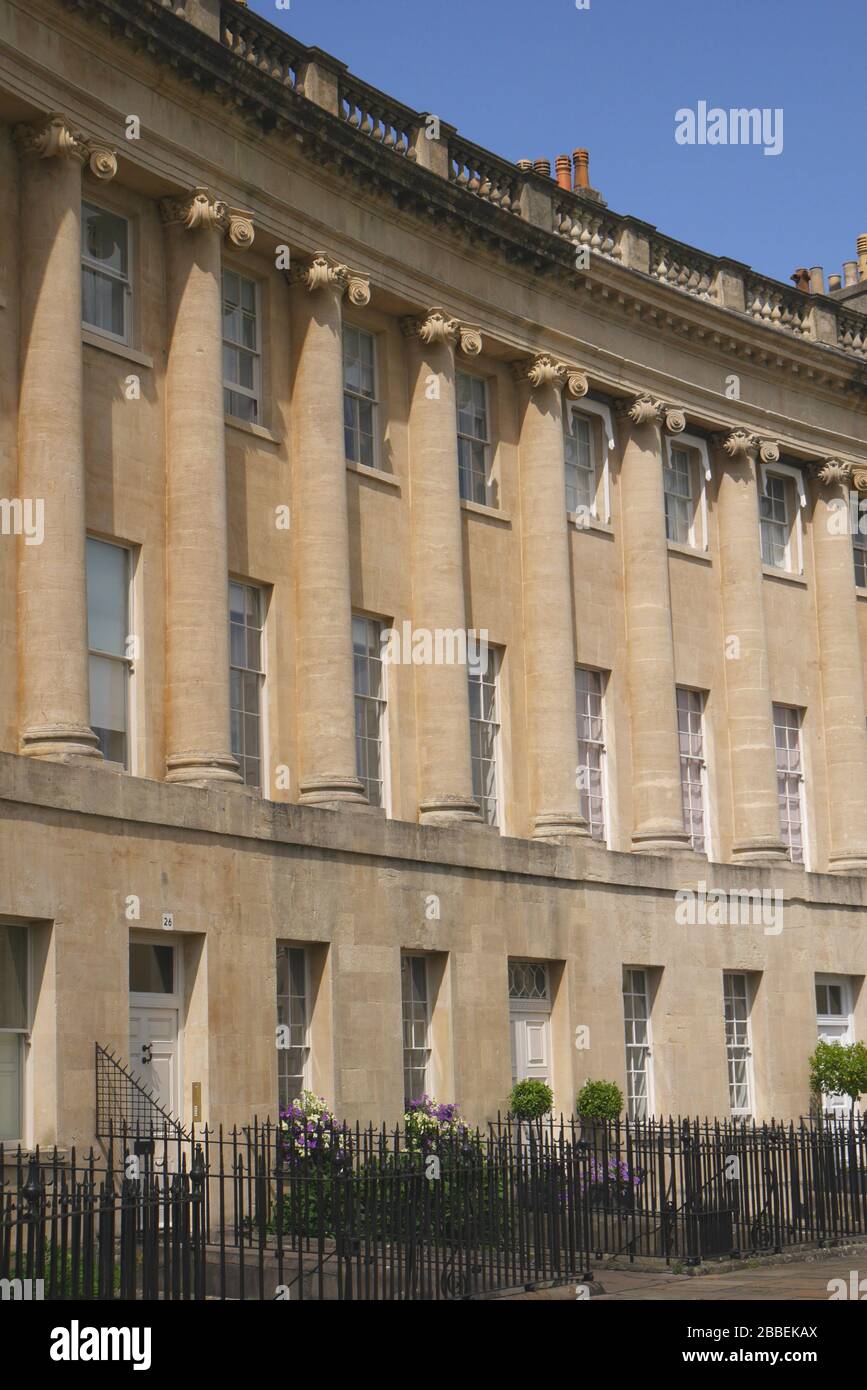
[246,0,864,287]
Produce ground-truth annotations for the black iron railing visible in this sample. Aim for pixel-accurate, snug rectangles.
[3,1112,866,1300]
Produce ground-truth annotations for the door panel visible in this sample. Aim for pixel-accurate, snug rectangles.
[129,1006,179,1115]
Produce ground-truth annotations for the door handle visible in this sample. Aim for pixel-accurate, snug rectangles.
[141,1042,153,1065]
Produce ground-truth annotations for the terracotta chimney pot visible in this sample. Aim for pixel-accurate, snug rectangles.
[858,235,867,280]
[828,274,842,292]
[790,267,811,293]
[555,155,572,191]
[809,266,825,294]
[843,261,859,287]
[573,148,590,190]
[533,158,552,178]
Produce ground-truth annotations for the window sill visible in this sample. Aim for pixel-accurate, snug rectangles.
[570,513,613,536]
[460,498,511,524]
[82,330,153,370]
[225,415,283,445]
[762,564,807,588]
[856,586,867,601]
[346,461,401,491]
[667,541,712,565]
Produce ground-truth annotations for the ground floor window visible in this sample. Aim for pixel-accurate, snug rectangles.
[723,972,753,1117]
[401,955,430,1108]
[622,967,652,1120]
[277,945,309,1109]
[0,925,28,1142]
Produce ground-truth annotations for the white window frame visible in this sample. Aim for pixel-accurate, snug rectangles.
[343,323,380,470]
[622,967,653,1121]
[86,536,135,772]
[468,644,502,829]
[352,613,390,812]
[0,923,31,1146]
[723,971,754,1118]
[401,954,431,1108]
[664,433,710,551]
[759,461,805,574]
[676,686,709,855]
[81,200,132,346]
[773,703,806,866]
[222,267,261,424]
[456,370,492,507]
[229,579,267,792]
[575,666,608,844]
[815,974,854,1116]
[564,399,613,526]
[276,943,311,1108]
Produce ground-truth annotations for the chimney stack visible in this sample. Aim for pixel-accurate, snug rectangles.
[573,148,590,191]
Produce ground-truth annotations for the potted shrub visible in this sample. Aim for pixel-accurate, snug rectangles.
[576,1079,623,1149]
[809,1040,867,1123]
[508,1080,554,1123]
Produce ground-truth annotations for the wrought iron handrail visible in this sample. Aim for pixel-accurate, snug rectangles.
[95,1042,189,1141]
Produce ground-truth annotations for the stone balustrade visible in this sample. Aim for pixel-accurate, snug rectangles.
[554,198,622,261]
[339,78,417,159]
[448,137,519,213]
[221,3,304,92]
[838,308,867,357]
[650,239,718,300]
[746,277,813,337]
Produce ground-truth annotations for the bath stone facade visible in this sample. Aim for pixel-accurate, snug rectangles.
[0,0,866,1149]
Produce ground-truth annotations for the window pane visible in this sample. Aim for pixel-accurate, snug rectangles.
[82,204,128,275]
[0,1034,22,1142]
[129,943,174,994]
[86,540,128,655]
[0,926,27,1029]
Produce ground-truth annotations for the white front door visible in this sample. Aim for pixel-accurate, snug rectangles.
[129,1005,179,1116]
[511,1012,551,1084]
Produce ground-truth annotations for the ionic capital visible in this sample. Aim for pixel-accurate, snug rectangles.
[288,253,369,304]
[14,112,117,181]
[160,186,255,249]
[853,468,867,494]
[615,394,684,433]
[816,458,852,488]
[512,354,589,398]
[401,307,481,355]
[711,430,780,465]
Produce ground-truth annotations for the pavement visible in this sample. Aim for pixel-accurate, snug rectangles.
[499,1251,867,1300]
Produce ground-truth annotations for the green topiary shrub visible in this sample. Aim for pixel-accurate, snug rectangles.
[809,1040,867,1110]
[576,1080,623,1122]
[508,1079,554,1121]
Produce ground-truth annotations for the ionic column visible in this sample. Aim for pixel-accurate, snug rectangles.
[15,114,117,761]
[513,355,589,840]
[160,188,255,784]
[289,254,371,808]
[712,431,788,863]
[812,461,867,872]
[402,308,482,825]
[618,395,691,853]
